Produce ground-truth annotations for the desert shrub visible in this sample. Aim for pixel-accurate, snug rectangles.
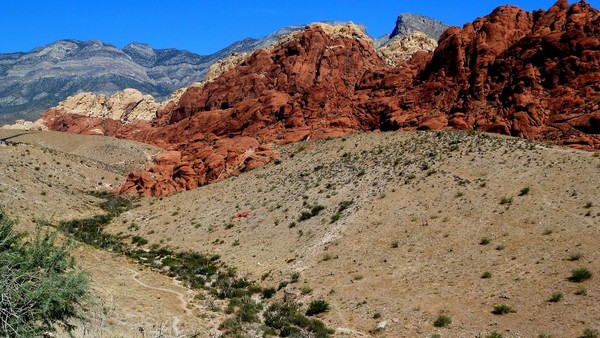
[264,302,333,337]
[519,187,530,196]
[0,212,89,337]
[262,287,276,299]
[234,297,262,323]
[299,204,326,221]
[433,314,451,328]
[570,268,592,282]
[338,200,353,211]
[301,287,313,295]
[131,235,148,246]
[480,237,491,245]
[549,292,563,303]
[582,328,600,338]
[487,332,503,338]
[306,299,329,316]
[481,271,492,279]
[499,196,513,205]
[89,191,132,216]
[492,304,515,315]
[330,212,341,223]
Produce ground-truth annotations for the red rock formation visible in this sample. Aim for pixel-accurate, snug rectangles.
[384,0,600,150]
[38,3,600,196]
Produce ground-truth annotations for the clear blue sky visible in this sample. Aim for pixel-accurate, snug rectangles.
[1,0,597,55]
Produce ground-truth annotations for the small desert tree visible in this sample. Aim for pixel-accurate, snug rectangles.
[0,211,89,337]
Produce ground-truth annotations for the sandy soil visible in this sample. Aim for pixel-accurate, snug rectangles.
[1,129,599,337]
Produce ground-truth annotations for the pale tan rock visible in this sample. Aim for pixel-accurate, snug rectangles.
[377,31,438,65]
[204,52,249,83]
[309,22,372,42]
[54,88,159,124]
[1,119,48,131]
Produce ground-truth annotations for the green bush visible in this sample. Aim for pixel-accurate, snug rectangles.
[338,200,353,212]
[492,304,515,315]
[330,212,341,223]
[299,204,326,221]
[264,302,333,337]
[582,328,600,338]
[487,332,503,338]
[570,268,592,282]
[262,287,276,299]
[549,292,563,303]
[306,299,329,316]
[0,212,89,337]
[131,235,148,246]
[433,314,451,328]
[518,187,530,196]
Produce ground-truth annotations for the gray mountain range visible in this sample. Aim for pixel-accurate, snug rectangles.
[0,16,445,125]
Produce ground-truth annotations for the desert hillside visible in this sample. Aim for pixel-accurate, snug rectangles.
[0,130,218,337]
[3,128,598,337]
[108,129,599,337]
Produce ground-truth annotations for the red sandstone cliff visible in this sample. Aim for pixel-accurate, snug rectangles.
[383,0,600,149]
[39,2,600,196]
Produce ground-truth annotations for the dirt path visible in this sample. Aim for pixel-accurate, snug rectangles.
[125,267,192,316]
[126,267,192,337]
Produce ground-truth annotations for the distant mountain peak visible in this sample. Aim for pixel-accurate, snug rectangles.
[390,13,450,41]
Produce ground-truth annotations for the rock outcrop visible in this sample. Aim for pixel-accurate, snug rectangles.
[35,89,158,136]
[57,89,159,124]
[375,13,450,47]
[377,32,438,65]
[389,13,450,41]
[38,2,600,196]
[1,119,47,131]
[383,0,600,150]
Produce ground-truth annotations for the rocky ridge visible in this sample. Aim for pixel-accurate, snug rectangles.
[375,13,450,47]
[387,0,600,149]
[37,1,600,196]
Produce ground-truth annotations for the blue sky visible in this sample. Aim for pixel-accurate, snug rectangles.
[1,0,597,55]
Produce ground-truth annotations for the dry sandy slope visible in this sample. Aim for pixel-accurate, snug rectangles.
[111,130,600,337]
[1,129,599,337]
[0,130,216,337]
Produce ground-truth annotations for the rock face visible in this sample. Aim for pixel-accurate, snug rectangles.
[377,32,438,65]
[376,13,450,47]
[390,13,450,41]
[56,89,159,124]
[39,2,600,196]
[384,0,600,150]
